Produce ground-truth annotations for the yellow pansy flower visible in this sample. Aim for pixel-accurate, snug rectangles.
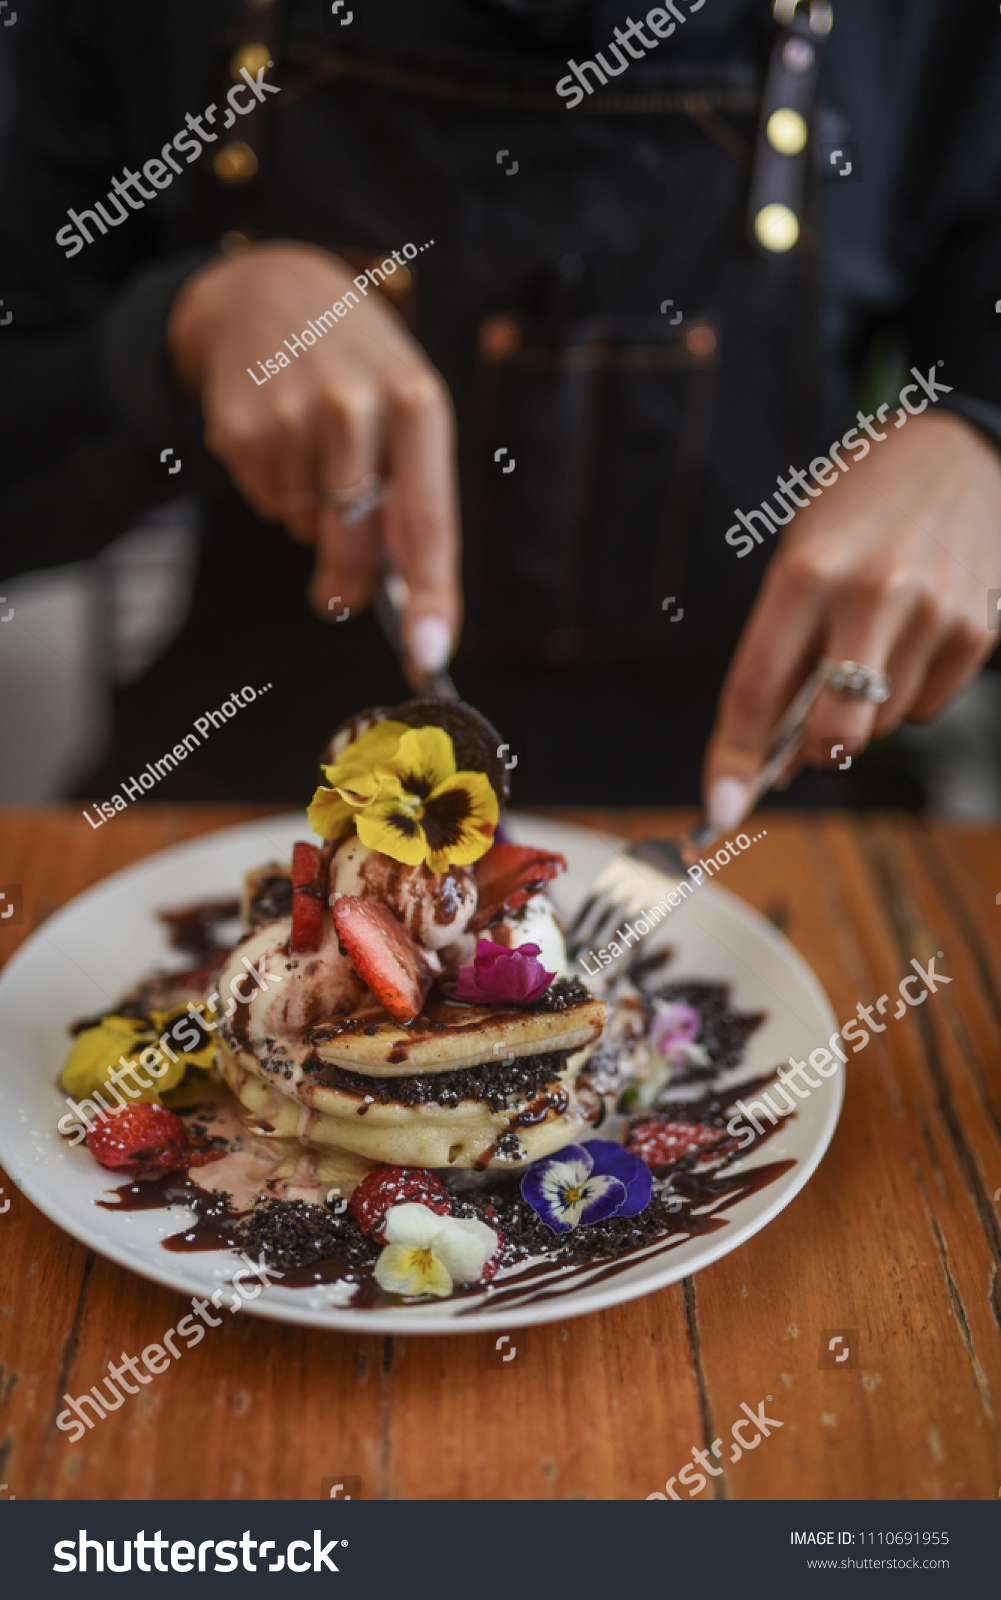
[358,726,498,873]
[307,719,410,840]
[59,1004,215,1105]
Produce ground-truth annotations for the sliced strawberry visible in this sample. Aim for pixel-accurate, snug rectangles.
[348,1165,451,1243]
[86,1104,190,1174]
[479,1224,503,1282]
[291,841,326,953]
[332,895,433,1022]
[626,1118,727,1170]
[469,843,567,932]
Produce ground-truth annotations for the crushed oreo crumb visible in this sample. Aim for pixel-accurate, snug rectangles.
[232,1198,380,1273]
[528,977,593,1011]
[453,1179,686,1267]
[301,1049,573,1111]
[491,1129,527,1162]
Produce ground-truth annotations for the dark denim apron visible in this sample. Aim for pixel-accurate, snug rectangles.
[96,0,838,804]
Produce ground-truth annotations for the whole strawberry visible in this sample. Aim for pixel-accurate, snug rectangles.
[348,1165,451,1243]
[85,1103,192,1174]
[626,1118,727,1170]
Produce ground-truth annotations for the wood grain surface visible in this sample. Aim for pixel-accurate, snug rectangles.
[1,804,1000,1502]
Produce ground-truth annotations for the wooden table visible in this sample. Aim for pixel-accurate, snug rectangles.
[2,805,1000,1502]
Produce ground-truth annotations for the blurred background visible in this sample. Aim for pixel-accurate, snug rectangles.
[2,12,1000,815]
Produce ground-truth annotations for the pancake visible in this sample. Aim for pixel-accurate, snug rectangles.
[306,994,605,1075]
[216,1034,599,1168]
[215,925,606,1079]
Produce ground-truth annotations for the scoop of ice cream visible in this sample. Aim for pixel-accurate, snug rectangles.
[329,837,477,953]
[438,890,567,979]
[217,918,367,1055]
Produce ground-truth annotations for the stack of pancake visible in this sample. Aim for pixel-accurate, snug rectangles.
[210,696,607,1193]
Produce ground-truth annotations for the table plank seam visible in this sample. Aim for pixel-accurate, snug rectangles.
[33,1248,96,1495]
[682,1277,728,1502]
[862,827,1001,1331]
[915,1166,997,1426]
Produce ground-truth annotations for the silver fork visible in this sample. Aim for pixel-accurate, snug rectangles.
[374,571,459,700]
[564,665,832,965]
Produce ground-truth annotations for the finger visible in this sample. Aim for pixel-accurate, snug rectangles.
[307,379,386,617]
[204,413,296,529]
[307,507,384,619]
[384,365,461,681]
[799,602,904,766]
[274,443,322,546]
[897,618,988,725]
[703,561,830,828]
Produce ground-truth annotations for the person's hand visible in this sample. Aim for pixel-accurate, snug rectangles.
[704,408,1001,828]
[167,241,460,685]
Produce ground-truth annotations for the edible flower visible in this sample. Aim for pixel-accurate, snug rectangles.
[648,1000,709,1070]
[454,939,554,1005]
[59,1006,216,1105]
[373,1202,500,1298]
[307,720,410,841]
[520,1140,652,1234]
[312,723,498,873]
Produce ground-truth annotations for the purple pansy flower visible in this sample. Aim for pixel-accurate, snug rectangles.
[584,1137,652,1217]
[454,939,554,1005]
[520,1140,652,1234]
[648,1001,705,1067]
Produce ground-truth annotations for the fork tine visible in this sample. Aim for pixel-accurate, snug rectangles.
[564,890,601,947]
[566,888,632,963]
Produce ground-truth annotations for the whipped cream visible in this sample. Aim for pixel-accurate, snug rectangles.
[329,837,477,952]
[444,892,567,977]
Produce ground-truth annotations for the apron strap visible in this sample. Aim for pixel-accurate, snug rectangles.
[747,0,834,255]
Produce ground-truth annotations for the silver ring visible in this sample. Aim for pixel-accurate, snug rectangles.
[320,472,384,525]
[821,658,892,704]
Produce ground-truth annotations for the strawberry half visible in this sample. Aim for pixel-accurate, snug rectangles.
[626,1118,727,1170]
[291,841,326,953]
[332,894,433,1022]
[470,843,567,932]
[86,1104,191,1174]
[348,1165,451,1243]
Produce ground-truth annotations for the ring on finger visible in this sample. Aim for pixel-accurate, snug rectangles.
[320,471,384,526]
[820,657,892,704]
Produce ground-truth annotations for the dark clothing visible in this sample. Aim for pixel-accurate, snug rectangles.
[1,1,1000,803]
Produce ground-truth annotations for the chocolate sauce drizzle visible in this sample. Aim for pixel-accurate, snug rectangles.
[94,1070,793,1312]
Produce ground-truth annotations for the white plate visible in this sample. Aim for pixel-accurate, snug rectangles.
[0,812,841,1334]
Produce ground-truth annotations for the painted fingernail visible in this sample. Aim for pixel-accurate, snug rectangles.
[409,615,452,674]
[707,776,748,832]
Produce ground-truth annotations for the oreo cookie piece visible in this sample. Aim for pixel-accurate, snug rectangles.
[391,697,510,804]
[318,707,392,773]
[320,698,510,804]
